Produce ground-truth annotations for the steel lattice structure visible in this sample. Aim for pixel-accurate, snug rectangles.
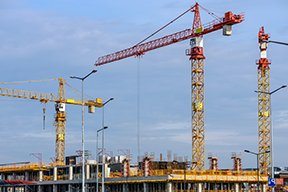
[55,78,66,163]
[191,57,205,170]
[257,26,271,175]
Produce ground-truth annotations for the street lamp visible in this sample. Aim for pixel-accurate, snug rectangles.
[244,150,270,192]
[255,85,287,95]
[70,69,97,192]
[184,161,188,192]
[100,98,114,192]
[255,85,287,185]
[96,126,108,192]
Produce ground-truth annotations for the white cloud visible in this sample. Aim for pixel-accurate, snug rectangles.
[274,110,288,129]
[151,121,189,131]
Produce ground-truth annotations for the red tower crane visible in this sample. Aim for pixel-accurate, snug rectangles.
[95,3,244,171]
[257,26,288,180]
[257,26,271,176]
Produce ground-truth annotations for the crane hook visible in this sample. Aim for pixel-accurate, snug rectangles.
[43,104,46,130]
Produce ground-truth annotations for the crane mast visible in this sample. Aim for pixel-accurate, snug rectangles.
[95,3,244,171]
[257,26,271,175]
[55,78,66,164]
[257,28,288,176]
[187,3,206,171]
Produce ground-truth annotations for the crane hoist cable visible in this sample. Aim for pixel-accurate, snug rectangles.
[137,57,141,163]
[134,6,194,47]
[65,81,81,97]
[134,4,222,48]
[65,81,94,100]
[43,103,46,130]
[198,4,222,21]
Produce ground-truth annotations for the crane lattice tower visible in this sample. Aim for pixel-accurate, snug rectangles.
[55,78,66,164]
[187,3,206,171]
[257,26,271,175]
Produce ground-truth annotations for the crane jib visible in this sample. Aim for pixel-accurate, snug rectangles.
[95,12,244,67]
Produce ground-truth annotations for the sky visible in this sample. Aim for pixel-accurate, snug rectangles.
[0,0,288,170]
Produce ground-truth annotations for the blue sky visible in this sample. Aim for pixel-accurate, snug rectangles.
[0,0,288,170]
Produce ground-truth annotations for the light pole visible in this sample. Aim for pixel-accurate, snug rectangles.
[184,161,188,192]
[244,150,270,192]
[96,126,108,192]
[255,85,287,185]
[101,98,114,192]
[70,69,97,192]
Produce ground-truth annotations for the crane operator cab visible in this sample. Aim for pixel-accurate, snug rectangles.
[55,103,65,112]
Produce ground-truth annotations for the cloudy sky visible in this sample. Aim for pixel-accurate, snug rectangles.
[0,0,287,170]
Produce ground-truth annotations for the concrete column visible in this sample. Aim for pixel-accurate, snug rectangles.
[68,184,72,192]
[143,183,148,192]
[53,167,57,181]
[53,185,57,192]
[123,184,128,192]
[262,184,267,192]
[167,182,172,192]
[69,166,73,180]
[197,183,202,192]
[86,164,90,180]
[105,164,110,178]
[39,170,43,182]
[234,183,240,192]
[37,185,42,192]
[24,172,29,180]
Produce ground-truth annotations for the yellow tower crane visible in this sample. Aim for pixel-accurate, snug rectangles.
[0,77,103,165]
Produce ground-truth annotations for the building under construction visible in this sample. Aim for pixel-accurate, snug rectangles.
[0,153,269,192]
[1,2,287,192]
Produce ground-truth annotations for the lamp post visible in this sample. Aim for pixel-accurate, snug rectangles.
[96,126,108,192]
[244,150,270,192]
[70,69,97,192]
[100,98,114,192]
[184,161,188,192]
[255,85,287,187]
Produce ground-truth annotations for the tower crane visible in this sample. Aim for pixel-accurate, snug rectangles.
[257,27,288,176]
[257,26,271,175]
[0,78,103,165]
[95,3,244,171]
